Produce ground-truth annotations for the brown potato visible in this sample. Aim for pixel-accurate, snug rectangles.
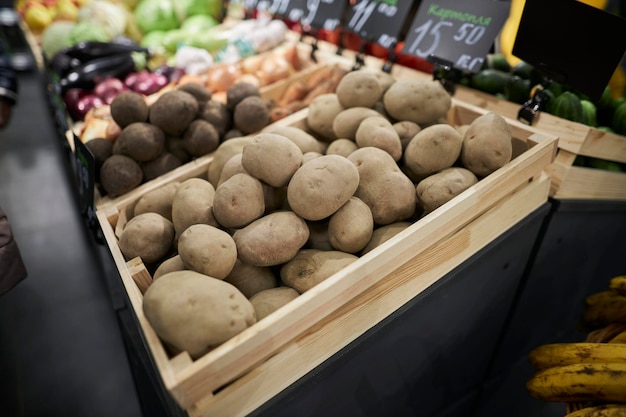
[280,249,359,293]
[416,167,478,213]
[383,79,451,125]
[460,112,513,177]
[213,173,265,229]
[249,287,300,321]
[119,212,175,265]
[153,254,186,280]
[224,259,278,299]
[403,124,463,180]
[332,107,381,140]
[171,178,217,236]
[361,222,412,255]
[328,197,374,254]
[217,153,247,186]
[208,136,254,187]
[133,182,180,221]
[393,121,421,151]
[287,154,360,221]
[265,125,326,154]
[306,93,344,142]
[348,147,417,225]
[335,70,383,109]
[233,211,309,267]
[143,270,256,359]
[325,139,358,158]
[355,116,403,161]
[241,132,303,187]
[177,223,237,279]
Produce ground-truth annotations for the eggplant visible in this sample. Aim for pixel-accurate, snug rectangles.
[63,40,149,62]
[59,52,136,94]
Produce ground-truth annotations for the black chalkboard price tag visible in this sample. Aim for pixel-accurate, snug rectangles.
[345,0,415,48]
[402,0,510,73]
[289,0,348,30]
[254,0,294,17]
[73,134,96,226]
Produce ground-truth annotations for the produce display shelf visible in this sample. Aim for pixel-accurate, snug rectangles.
[452,86,626,201]
[95,98,558,416]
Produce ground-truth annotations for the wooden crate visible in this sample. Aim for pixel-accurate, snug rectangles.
[96,99,558,416]
[453,86,626,201]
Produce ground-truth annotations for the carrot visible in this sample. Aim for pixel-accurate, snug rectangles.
[278,80,308,107]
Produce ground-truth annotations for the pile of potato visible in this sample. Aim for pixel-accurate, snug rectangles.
[117,69,515,359]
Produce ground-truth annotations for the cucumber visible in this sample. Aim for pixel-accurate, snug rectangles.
[551,91,584,123]
[469,68,511,95]
[504,75,531,104]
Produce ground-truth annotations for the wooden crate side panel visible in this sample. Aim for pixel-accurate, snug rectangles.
[188,174,551,417]
[552,165,626,200]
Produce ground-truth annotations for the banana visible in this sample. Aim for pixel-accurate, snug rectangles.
[586,290,625,307]
[583,296,626,328]
[526,362,626,403]
[609,276,626,297]
[587,323,626,343]
[566,404,626,417]
[528,342,626,370]
[610,330,626,344]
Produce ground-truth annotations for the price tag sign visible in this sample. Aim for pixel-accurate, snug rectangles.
[255,0,293,17]
[73,134,96,224]
[345,0,415,48]
[402,0,510,73]
[513,0,626,100]
[287,0,348,31]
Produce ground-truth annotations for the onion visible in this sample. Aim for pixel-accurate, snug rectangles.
[74,94,104,121]
[134,73,169,96]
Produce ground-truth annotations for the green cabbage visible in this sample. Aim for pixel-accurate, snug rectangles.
[134,0,179,34]
[68,22,110,45]
[41,21,76,59]
[180,14,219,34]
[178,0,223,20]
[76,0,129,39]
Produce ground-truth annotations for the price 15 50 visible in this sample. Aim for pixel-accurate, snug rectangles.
[405,19,485,58]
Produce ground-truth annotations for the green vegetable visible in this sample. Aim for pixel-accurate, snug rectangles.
[551,91,584,123]
[41,21,75,59]
[470,68,511,95]
[134,0,179,33]
[611,101,626,135]
[76,1,129,39]
[68,22,110,45]
[580,99,598,127]
[140,30,167,49]
[587,158,624,172]
[179,0,223,20]
[180,14,219,34]
[489,53,511,72]
[504,75,531,104]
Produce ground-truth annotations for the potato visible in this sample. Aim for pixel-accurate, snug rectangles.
[217,153,247,186]
[263,183,287,212]
[355,116,403,161]
[249,287,300,321]
[332,107,381,140]
[141,152,183,181]
[335,70,383,109]
[241,132,303,187]
[287,154,360,221]
[119,212,175,265]
[361,222,412,255]
[383,79,451,125]
[325,138,358,158]
[348,147,417,225]
[393,121,421,151]
[208,136,254,187]
[133,182,180,221]
[177,223,237,279]
[306,93,344,142]
[265,125,326,154]
[233,211,309,267]
[306,220,333,251]
[416,167,478,213]
[302,151,324,164]
[213,173,265,229]
[403,124,463,179]
[224,259,278,299]
[460,112,513,177]
[328,197,373,254]
[233,96,271,134]
[143,270,256,359]
[153,254,186,280]
[171,178,217,236]
[280,249,359,293]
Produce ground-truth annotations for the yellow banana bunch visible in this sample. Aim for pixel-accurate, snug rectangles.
[610,330,626,344]
[583,293,626,329]
[528,342,626,370]
[526,362,626,403]
[609,276,626,297]
[566,403,626,416]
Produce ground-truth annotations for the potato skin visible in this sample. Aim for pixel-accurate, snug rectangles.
[280,249,359,293]
[171,178,217,236]
[403,124,463,179]
[153,254,186,280]
[287,154,360,221]
[213,173,265,229]
[332,107,381,140]
[119,212,175,265]
[460,112,513,177]
[250,287,300,321]
[383,79,451,125]
[393,121,421,151]
[224,259,278,299]
[361,222,412,255]
[416,167,478,213]
[177,223,237,279]
[306,93,344,142]
[143,270,256,359]
[325,139,358,158]
[348,147,417,225]
[335,70,383,109]
[133,182,180,221]
[233,211,310,267]
[208,136,254,187]
[355,116,403,161]
[328,197,374,254]
[265,125,326,154]
[241,132,303,187]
